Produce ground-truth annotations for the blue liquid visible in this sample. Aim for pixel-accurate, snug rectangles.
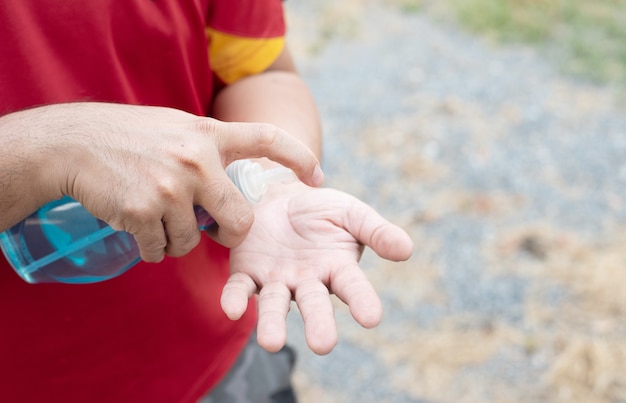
[0,197,215,284]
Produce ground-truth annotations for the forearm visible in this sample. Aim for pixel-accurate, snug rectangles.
[211,70,322,159]
[0,107,66,231]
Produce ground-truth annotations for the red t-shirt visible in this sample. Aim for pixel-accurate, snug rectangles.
[0,1,285,402]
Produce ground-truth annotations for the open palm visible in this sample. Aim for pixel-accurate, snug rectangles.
[220,187,413,355]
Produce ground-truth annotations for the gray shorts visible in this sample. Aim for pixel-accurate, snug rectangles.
[199,332,297,403]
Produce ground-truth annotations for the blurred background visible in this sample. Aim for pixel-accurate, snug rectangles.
[283,1,626,402]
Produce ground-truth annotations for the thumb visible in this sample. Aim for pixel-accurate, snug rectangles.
[346,199,414,262]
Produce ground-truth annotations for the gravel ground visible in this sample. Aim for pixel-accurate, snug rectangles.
[283,2,626,402]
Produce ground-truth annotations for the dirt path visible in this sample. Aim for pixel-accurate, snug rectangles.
[284,2,626,402]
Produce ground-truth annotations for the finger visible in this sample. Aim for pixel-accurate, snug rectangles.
[346,200,414,262]
[162,206,201,257]
[330,264,382,329]
[256,282,292,353]
[133,222,168,263]
[212,120,324,187]
[196,175,255,248]
[294,278,337,355]
[221,272,258,320]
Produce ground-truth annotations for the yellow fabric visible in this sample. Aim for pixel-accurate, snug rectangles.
[207,27,285,84]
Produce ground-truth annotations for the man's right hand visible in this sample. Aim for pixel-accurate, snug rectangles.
[0,102,323,262]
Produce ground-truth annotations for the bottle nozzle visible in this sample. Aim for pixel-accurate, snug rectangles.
[225,160,296,203]
[257,166,297,186]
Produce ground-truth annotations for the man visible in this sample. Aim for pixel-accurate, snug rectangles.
[0,1,413,401]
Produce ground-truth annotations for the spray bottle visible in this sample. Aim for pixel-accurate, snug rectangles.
[0,160,295,284]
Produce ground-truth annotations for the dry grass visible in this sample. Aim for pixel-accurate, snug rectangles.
[488,225,626,402]
[546,338,626,403]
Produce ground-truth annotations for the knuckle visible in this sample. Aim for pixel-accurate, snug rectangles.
[254,123,281,148]
[118,201,154,226]
[204,180,253,235]
[154,176,182,201]
[115,201,163,235]
[228,207,254,236]
[120,181,183,224]
[260,285,291,304]
[192,117,220,137]
[137,237,167,263]
[295,285,324,306]
[140,233,168,251]
[205,180,232,211]
[167,227,201,257]
[179,226,201,247]
[176,150,204,176]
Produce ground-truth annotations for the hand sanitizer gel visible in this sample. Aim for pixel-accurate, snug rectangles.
[0,160,295,284]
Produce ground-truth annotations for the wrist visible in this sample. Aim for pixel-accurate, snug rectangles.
[0,105,75,228]
[28,105,83,202]
[5,106,69,199]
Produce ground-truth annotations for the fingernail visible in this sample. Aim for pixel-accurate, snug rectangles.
[311,164,325,187]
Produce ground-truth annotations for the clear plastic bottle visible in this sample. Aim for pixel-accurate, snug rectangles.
[0,160,295,284]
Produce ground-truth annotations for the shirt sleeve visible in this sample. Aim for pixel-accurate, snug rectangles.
[206,0,286,84]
